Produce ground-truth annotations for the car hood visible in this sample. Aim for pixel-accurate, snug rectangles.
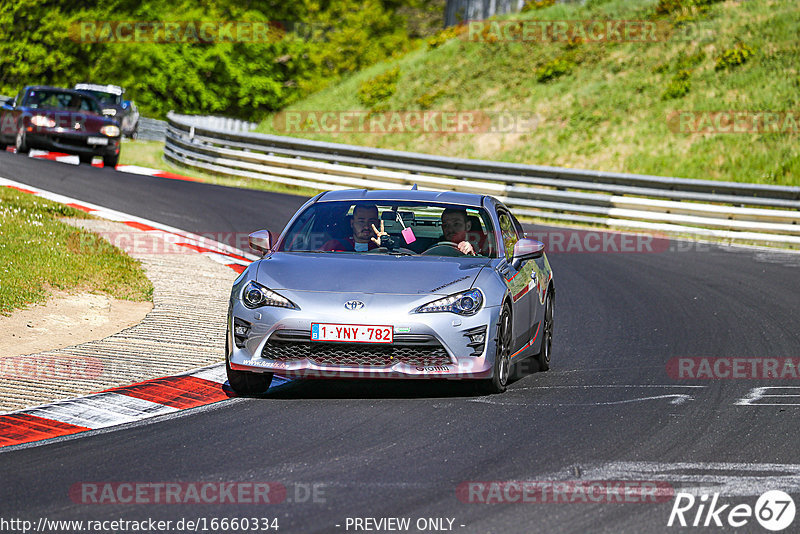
[255,252,491,295]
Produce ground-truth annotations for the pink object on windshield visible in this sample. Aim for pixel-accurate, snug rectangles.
[401,227,416,244]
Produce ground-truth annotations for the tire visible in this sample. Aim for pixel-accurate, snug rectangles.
[534,291,554,372]
[103,154,119,168]
[225,339,273,395]
[15,126,28,154]
[79,154,94,165]
[481,302,512,394]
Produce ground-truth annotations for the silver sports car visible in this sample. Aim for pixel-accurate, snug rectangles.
[226,189,554,394]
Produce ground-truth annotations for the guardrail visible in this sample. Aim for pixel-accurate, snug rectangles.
[136,117,167,141]
[133,115,256,142]
[164,111,800,246]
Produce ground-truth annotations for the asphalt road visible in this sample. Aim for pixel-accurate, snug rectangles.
[2,152,800,534]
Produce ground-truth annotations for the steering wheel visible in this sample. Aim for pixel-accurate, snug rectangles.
[421,241,465,256]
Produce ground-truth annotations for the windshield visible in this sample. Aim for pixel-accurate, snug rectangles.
[24,90,101,113]
[80,90,122,106]
[278,200,497,258]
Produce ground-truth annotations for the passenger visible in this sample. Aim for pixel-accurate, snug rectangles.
[440,208,480,255]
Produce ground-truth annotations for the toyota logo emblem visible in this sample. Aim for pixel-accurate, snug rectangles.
[344,300,365,310]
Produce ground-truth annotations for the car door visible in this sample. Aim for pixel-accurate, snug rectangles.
[0,90,23,144]
[510,213,547,343]
[497,210,532,352]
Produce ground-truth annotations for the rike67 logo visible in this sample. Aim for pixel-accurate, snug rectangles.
[668,490,796,531]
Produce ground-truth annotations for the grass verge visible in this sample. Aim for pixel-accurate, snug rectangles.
[0,187,153,315]
[255,0,799,186]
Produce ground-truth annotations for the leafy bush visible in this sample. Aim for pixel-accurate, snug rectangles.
[655,0,724,16]
[715,42,755,70]
[427,25,462,49]
[522,0,556,12]
[0,0,417,120]
[536,58,575,83]
[357,67,401,109]
[415,88,445,109]
[662,69,692,99]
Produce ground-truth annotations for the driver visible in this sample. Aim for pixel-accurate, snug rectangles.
[440,208,477,255]
[322,204,390,252]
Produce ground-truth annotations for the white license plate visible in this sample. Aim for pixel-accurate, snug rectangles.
[87,137,108,145]
[311,323,393,343]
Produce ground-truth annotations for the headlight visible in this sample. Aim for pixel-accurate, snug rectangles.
[30,115,55,128]
[100,125,120,137]
[241,281,298,310]
[416,289,484,316]
[102,108,117,116]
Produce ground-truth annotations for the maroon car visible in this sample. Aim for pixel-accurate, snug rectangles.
[0,85,121,167]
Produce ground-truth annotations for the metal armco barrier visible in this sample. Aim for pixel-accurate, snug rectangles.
[136,117,167,141]
[165,111,800,246]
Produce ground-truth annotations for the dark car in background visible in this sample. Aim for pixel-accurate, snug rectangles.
[74,83,139,138]
[0,86,121,167]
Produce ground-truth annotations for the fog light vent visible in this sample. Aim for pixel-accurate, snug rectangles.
[463,325,488,357]
[233,317,251,348]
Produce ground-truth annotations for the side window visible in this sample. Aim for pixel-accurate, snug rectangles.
[80,97,94,112]
[498,211,519,260]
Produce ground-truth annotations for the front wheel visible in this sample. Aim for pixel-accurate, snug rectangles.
[534,291,554,372]
[480,302,512,394]
[103,154,119,168]
[15,126,28,154]
[225,340,273,395]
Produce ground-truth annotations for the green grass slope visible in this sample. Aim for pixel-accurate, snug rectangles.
[256,0,799,186]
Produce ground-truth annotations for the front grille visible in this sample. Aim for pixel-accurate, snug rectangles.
[54,136,91,148]
[262,329,452,367]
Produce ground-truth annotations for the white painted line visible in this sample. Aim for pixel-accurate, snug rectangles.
[735,387,800,406]
[200,251,251,266]
[516,385,707,389]
[115,164,162,176]
[470,393,695,406]
[549,461,800,497]
[190,365,228,384]
[470,384,704,406]
[22,392,178,429]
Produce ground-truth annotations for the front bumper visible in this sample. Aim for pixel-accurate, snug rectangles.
[227,294,501,380]
[27,130,120,157]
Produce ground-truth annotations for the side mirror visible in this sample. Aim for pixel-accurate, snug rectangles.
[248,230,272,253]
[512,238,544,267]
